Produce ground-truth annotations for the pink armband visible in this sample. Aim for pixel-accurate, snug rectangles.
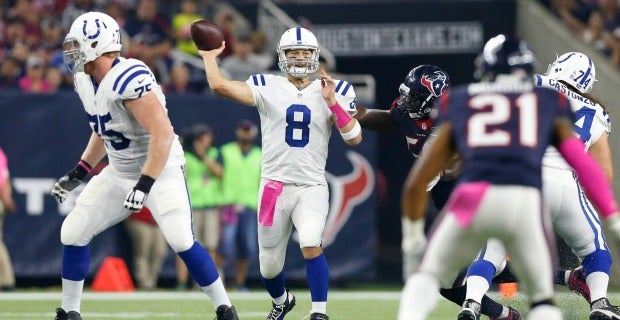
[0,149,7,189]
[558,137,619,218]
[78,160,92,173]
[329,102,353,128]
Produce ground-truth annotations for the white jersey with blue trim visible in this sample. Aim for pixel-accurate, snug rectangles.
[535,74,611,170]
[246,73,357,185]
[73,57,185,177]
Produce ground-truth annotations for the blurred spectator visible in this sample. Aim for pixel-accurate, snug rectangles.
[45,66,65,92]
[125,0,173,82]
[551,0,595,32]
[124,206,168,290]
[177,123,223,290]
[583,10,616,55]
[599,0,620,36]
[221,33,265,81]
[8,0,41,48]
[18,55,53,93]
[103,0,128,28]
[171,0,204,56]
[1,16,26,59]
[38,17,63,49]
[165,62,201,94]
[218,120,261,290]
[61,0,98,31]
[250,30,275,70]
[0,146,16,291]
[214,9,236,59]
[0,57,21,89]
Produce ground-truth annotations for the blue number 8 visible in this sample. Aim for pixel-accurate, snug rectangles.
[285,104,311,147]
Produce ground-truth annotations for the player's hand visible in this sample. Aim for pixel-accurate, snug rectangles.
[50,161,91,204]
[401,216,427,279]
[197,41,226,59]
[124,188,148,212]
[319,69,337,106]
[123,174,155,212]
[606,213,620,240]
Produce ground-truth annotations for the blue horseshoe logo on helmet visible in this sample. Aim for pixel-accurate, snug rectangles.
[82,18,101,40]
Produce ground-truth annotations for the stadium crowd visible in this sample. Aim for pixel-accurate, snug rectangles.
[0,0,275,94]
[543,0,620,67]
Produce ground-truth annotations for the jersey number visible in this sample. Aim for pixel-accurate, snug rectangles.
[573,107,594,143]
[285,104,311,148]
[467,93,538,147]
[88,113,130,150]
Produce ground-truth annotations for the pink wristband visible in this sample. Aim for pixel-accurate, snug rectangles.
[328,102,353,128]
[78,160,92,173]
[558,137,619,218]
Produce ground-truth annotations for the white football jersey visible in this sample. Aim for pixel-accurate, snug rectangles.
[246,74,357,185]
[73,57,185,177]
[535,74,611,170]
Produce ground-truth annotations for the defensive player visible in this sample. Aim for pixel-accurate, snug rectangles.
[460,52,620,320]
[51,12,237,320]
[198,27,362,320]
[356,66,520,320]
[397,35,620,320]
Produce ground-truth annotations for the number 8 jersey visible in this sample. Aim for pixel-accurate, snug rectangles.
[73,57,185,177]
[535,74,611,170]
[246,73,357,185]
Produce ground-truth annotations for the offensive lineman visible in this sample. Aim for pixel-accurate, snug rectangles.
[198,27,362,320]
[51,12,237,320]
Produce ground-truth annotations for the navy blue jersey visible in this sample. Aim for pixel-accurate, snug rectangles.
[389,98,435,156]
[438,81,572,189]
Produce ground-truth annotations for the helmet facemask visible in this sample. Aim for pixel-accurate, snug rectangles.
[62,12,122,74]
[397,83,434,120]
[277,27,320,78]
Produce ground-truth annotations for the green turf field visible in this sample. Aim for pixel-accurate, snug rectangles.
[0,289,599,319]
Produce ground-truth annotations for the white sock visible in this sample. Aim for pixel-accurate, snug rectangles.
[398,273,440,320]
[465,276,490,303]
[201,277,231,309]
[273,291,288,305]
[586,271,609,303]
[528,304,562,320]
[563,270,571,285]
[499,306,509,318]
[311,301,327,314]
[61,278,84,313]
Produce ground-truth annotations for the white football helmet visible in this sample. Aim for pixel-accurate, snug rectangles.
[545,52,596,93]
[277,27,320,78]
[62,11,122,74]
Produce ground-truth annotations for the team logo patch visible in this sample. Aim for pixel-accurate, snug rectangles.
[82,18,101,40]
[420,71,449,97]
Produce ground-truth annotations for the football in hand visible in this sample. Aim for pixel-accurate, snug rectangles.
[190,20,224,51]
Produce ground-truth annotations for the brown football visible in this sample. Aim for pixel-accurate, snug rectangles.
[190,20,224,51]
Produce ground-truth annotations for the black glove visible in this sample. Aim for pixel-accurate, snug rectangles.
[51,160,91,203]
[124,174,155,212]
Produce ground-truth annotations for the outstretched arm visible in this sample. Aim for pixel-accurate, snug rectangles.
[198,41,255,106]
[355,104,400,131]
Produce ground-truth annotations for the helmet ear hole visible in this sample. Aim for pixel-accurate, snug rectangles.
[91,41,98,49]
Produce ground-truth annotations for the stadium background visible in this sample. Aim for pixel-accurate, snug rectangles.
[0,0,619,289]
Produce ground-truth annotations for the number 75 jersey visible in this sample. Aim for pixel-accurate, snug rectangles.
[246,74,357,185]
[73,57,184,176]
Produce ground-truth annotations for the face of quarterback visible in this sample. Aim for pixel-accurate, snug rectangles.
[285,49,315,69]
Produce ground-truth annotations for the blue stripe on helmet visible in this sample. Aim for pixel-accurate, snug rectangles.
[260,74,266,86]
[579,57,593,86]
[296,27,302,44]
[252,75,258,86]
[557,53,576,63]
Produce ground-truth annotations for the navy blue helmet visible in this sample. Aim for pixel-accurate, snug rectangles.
[396,64,450,119]
[474,34,536,80]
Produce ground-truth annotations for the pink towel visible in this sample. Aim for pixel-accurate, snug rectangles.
[258,180,283,226]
